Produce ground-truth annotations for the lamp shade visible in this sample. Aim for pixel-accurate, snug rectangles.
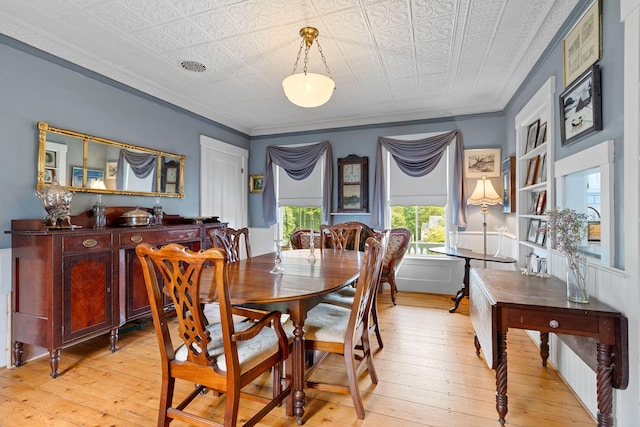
[282,72,335,108]
[468,177,502,205]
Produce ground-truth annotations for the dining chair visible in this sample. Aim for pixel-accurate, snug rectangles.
[287,233,389,419]
[341,221,376,251]
[320,230,388,349]
[208,226,251,262]
[380,227,411,305]
[320,223,362,251]
[135,243,291,427]
[289,228,322,249]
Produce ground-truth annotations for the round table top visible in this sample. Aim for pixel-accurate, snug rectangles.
[429,246,517,264]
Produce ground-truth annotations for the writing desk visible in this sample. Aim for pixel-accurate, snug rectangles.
[429,246,516,312]
[469,268,628,427]
[201,249,362,425]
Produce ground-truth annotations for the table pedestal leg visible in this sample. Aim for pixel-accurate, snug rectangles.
[496,331,508,424]
[288,302,307,425]
[449,258,471,313]
[596,343,614,427]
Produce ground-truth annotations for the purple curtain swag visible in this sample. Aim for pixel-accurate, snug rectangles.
[370,130,467,228]
[262,141,333,226]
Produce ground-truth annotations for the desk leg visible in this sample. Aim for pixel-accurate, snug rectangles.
[449,258,471,313]
[596,343,614,427]
[496,331,508,424]
[539,332,549,367]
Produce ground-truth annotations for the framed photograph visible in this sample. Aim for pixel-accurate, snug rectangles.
[564,0,601,86]
[464,148,501,178]
[560,64,602,146]
[536,220,547,246]
[45,150,56,168]
[527,219,541,243]
[536,121,548,148]
[44,168,55,184]
[536,153,547,184]
[249,174,264,193]
[525,120,539,154]
[106,161,118,179]
[501,157,515,213]
[72,166,104,188]
[535,190,547,215]
[525,156,540,187]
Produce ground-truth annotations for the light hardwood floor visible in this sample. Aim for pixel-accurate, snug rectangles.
[0,292,596,426]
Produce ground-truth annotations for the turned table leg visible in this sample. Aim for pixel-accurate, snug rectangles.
[110,328,119,352]
[496,331,508,424]
[539,332,549,367]
[596,343,614,427]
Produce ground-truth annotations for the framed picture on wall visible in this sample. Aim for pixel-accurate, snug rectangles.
[563,0,601,86]
[464,148,501,178]
[501,157,515,213]
[560,64,602,146]
[249,174,264,193]
[525,119,539,153]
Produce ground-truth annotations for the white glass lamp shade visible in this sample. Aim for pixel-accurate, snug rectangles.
[468,177,502,205]
[282,72,335,108]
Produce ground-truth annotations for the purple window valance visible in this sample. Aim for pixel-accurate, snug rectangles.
[371,130,467,228]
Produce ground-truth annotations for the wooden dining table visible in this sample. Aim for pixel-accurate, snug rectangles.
[200,248,363,425]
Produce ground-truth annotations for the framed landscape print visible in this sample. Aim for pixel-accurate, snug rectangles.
[560,64,602,145]
[564,0,601,86]
[464,148,501,178]
[249,174,264,193]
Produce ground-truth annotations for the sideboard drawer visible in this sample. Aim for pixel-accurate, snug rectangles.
[119,228,200,247]
[63,234,112,252]
[506,308,600,334]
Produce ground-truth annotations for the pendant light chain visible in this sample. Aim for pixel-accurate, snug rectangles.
[315,39,332,78]
[290,39,305,75]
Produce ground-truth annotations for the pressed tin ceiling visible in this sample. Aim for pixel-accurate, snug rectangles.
[0,0,578,136]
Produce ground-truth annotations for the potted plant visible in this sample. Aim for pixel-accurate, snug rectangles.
[545,208,589,303]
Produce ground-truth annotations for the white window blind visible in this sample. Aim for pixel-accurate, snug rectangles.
[386,133,451,206]
[276,151,324,207]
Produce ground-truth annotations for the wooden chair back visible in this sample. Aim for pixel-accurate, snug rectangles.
[135,243,290,427]
[380,227,411,305]
[208,226,251,262]
[342,221,377,251]
[320,223,362,251]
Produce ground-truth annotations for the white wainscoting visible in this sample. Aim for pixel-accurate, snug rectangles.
[396,232,519,295]
[542,250,629,420]
[0,249,11,368]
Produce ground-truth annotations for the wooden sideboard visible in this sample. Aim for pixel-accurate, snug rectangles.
[10,208,226,378]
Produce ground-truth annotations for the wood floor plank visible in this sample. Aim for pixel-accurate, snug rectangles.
[0,292,595,426]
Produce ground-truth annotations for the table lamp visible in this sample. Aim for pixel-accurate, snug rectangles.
[467,176,502,265]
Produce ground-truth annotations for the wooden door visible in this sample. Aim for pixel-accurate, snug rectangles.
[200,135,248,229]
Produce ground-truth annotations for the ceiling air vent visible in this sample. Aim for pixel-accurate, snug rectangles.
[180,60,206,72]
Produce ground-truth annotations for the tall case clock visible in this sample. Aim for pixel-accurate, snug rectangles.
[337,154,368,213]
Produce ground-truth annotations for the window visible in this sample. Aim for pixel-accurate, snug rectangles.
[384,132,455,256]
[276,148,325,240]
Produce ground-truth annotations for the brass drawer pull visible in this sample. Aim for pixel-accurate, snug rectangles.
[130,235,143,243]
[549,320,559,329]
[82,239,98,248]
[187,231,196,238]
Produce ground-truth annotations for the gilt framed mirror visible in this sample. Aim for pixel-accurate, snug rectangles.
[36,122,186,198]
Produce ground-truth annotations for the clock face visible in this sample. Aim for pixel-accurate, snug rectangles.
[167,167,177,183]
[343,163,361,183]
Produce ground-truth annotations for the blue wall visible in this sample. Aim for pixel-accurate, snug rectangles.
[0,36,250,248]
[249,114,506,228]
[503,0,624,267]
[0,0,623,265]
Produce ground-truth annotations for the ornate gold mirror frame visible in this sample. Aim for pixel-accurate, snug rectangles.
[37,122,186,198]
